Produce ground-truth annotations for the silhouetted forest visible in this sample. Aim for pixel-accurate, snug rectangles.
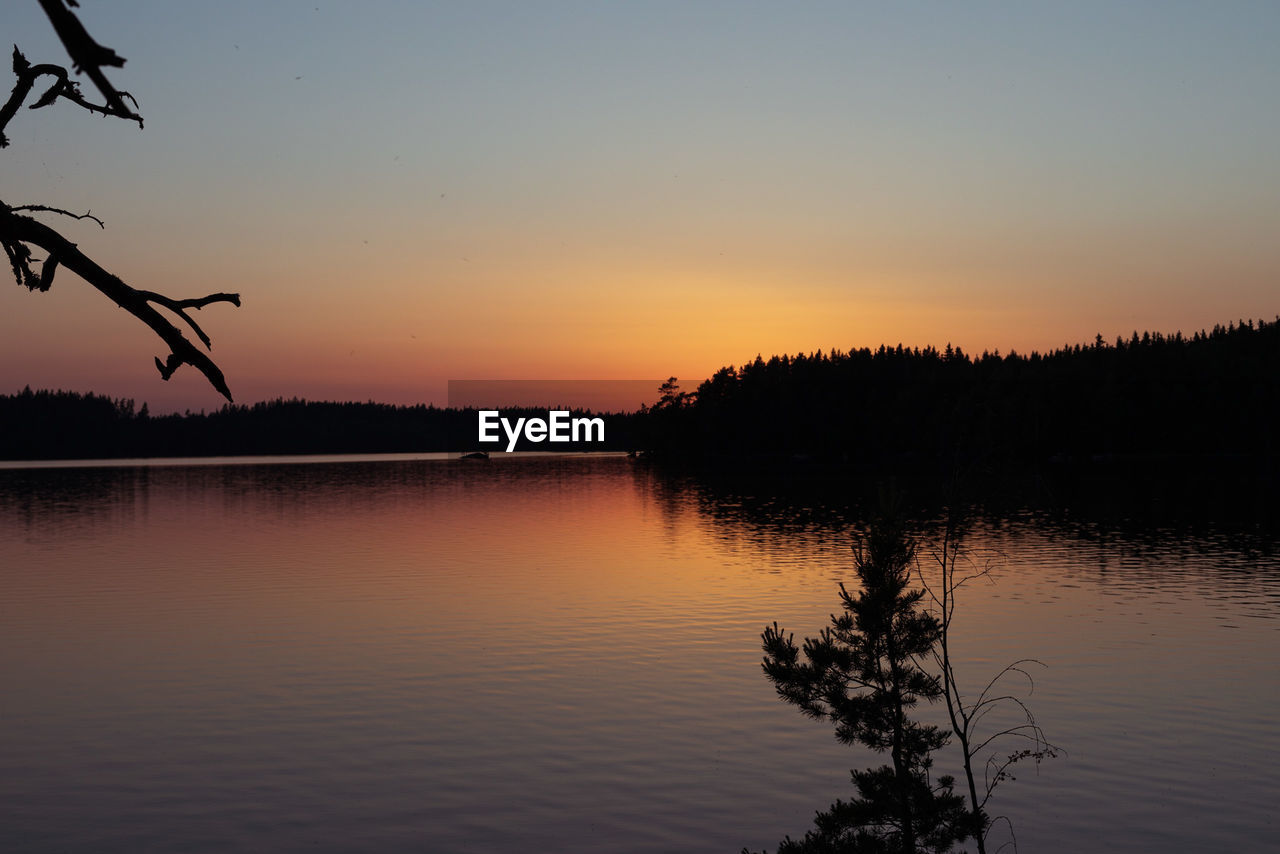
[4,318,1277,466]
[640,318,1280,472]
[0,392,639,460]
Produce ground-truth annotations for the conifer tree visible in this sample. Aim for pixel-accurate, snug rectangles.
[750,515,972,853]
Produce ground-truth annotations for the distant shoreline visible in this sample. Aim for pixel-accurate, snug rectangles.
[0,450,629,471]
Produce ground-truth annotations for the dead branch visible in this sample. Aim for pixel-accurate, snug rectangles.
[135,290,242,349]
[4,6,241,401]
[0,205,239,400]
[919,509,1061,854]
[35,0,141,124]
[9,204,105,228]
[0,46,140,147]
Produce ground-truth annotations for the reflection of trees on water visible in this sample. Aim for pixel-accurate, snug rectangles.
[0,465,151,542]
[0,454,634,540]
[629,462,1280,598]
[629,462,859,534]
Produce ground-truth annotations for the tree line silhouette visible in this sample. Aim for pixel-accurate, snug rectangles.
[641,318,1280,470]
[3,317,1276,464]
[0,391,640,459]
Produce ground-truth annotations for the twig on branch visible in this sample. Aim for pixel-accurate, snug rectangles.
[1,47,140,147]
[9,204,105,228]
[0,206,239,400]
[3,4,240,401]
[917,508,1061,854]
[135,290,241,349]
[35,0,141,124]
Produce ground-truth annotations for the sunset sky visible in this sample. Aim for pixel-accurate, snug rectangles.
[2,1,1278,412]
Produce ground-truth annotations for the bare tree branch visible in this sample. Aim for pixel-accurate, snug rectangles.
[1,206,238,400]
[3,7,240,401]
[9,204,105,228]
[1,46,140,147]
[921,504,1061,854]
[35,0,141,124]
[135,289,241,350]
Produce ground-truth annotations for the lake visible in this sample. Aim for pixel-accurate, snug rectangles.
[1,454,1277,852]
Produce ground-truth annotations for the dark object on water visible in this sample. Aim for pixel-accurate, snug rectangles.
[460,451,490,460]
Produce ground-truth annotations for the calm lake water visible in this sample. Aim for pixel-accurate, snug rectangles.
[1,455,1277,852]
